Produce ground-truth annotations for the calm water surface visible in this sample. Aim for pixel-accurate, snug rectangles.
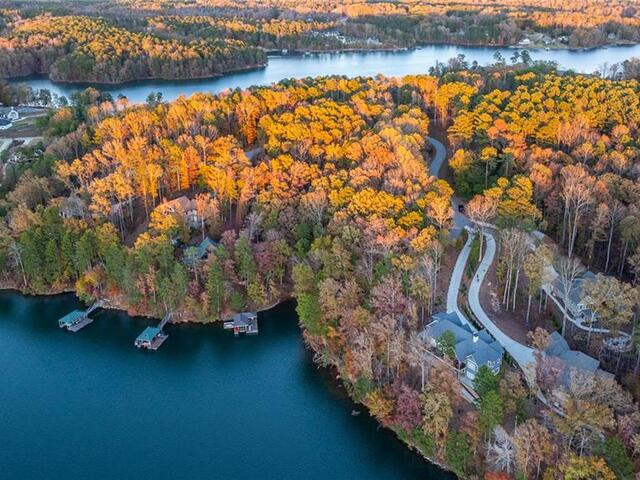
[11,44,640,103]
[0,293,451,479]
[5,42,639,479]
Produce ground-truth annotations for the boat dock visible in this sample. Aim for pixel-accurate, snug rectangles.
[134,312,172,350]
[224,312,258,335]
[58,301,103,332]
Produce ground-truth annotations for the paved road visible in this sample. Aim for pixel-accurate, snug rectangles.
[428,134,537,383]
[425,136,469,237]
[446,230,475,329]
[468,231,537,383]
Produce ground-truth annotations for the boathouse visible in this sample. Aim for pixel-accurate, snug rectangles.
[134,326,168,350]
[224,312,258,335]
[58,310,92,331]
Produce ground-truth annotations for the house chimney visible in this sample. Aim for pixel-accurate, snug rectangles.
[472,332,479,343]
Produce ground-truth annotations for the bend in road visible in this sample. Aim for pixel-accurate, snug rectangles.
[469,231,537,383]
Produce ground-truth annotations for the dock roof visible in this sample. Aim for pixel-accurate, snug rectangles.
[58,310,86,326]
[233,312,257,327]
[137,326,162,343]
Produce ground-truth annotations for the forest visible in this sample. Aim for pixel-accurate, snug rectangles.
[2,0,640,74]
[83,0,640,47]
[0,14,267,83]
[1,65,640,478]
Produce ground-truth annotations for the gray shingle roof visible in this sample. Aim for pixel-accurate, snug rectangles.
[553,271,596,306]
[428,312,504,368]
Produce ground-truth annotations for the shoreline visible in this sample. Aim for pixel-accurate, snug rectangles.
[4,39,639,87]
[1,62,268,88]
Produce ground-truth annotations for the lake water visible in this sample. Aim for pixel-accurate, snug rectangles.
[0,292,451,479]
[10,43,640,103]
[4,42,640,479]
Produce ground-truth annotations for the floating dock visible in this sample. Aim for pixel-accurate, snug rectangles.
[58,301,102,332]
[224,312,258,335]
[135,312,172,350]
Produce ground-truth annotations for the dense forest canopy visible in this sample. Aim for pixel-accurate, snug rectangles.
[0,14,267,82]
[448,72,640,276]
[2,67,640,477]
[1,0,640,81]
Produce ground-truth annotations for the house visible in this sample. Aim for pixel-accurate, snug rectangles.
[0,118,11,130]
[518,38,532,46]
[544,331,613,389]
[165,196,200,228]
[551,271,596,321]
[59,195,87,220]
[224,312,259,335]
[183,237,219,266]
[424,312,504,380]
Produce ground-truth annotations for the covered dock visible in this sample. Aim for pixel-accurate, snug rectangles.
[224,312,258,335]
[58,310,93,332]
[58,301,103,332]
[134,312,172,350]
[134,326,168,351]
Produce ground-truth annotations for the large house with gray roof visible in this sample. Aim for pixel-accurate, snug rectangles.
[544,331,612,388]
[424,312,504,381]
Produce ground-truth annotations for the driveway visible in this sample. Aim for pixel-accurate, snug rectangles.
[469,231,537,383]
[425,136,469,237]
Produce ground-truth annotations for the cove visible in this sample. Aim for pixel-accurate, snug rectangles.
[10,43,640,104]
[0,292,452,479]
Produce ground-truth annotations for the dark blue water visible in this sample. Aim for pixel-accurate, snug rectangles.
[11,44,640,103]
[0,292,451,479]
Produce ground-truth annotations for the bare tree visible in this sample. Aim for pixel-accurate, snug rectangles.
[467,194,498,262]
[487,426,515,475]
[561,165,595,258]
[499,228,528,311]
[556,255,585,337]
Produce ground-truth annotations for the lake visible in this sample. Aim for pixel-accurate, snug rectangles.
[10,43,640,103]
[4,41,640,479]
[0,292,451,479]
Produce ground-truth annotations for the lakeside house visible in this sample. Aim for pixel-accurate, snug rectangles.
[224,312,259,335]
[424,312,504,381]
[184,236,219,266]
[544,332,613,406]
[165,196,200,228]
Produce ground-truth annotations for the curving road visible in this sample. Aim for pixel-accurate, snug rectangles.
[468,231,537,383]
[426,135,537,384]
[426,136,469,238]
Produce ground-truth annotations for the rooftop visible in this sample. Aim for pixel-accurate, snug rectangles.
[233,312,257,327]
[428,312,504,367]
[136,326,162,343]
[553,271,596,306]
[545,331,606,386]
[58,310,86,326]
